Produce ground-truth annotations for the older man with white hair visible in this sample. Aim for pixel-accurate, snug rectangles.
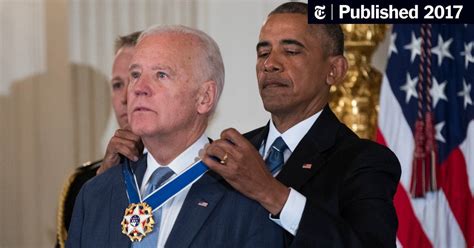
[66,25,283,248]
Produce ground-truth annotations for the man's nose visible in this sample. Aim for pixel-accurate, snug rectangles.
[121,85,128,105]
[263,53,282,73]
[131,75,151,97]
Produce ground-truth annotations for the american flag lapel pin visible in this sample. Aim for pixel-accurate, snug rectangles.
[198,201,208,207]
[302,163,312,169]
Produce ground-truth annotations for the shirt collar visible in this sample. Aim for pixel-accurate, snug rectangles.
[264,110,322,158]
[143,134,209,187]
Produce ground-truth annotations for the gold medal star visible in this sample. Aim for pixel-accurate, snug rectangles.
[121,203,155,242]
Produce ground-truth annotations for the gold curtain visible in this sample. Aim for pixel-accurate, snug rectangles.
[330,24,389,140]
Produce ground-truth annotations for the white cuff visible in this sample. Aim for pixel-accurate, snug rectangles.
[269,187,306,235]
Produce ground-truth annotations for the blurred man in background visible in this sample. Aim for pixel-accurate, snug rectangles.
[56,31,143,247]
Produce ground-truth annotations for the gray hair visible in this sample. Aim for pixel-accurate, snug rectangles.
[138,25,225,112]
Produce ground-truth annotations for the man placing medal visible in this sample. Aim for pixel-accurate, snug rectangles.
[66,25,284,248]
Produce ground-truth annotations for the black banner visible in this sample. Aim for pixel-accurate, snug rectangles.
[308,0,474,23]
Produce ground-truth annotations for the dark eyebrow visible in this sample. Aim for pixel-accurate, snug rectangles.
[256,39,306,51]
[256,41,270,51]
[281,39,306,49]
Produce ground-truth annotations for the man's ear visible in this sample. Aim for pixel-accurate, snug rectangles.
[326,55,348,86]
[196,80,217,115]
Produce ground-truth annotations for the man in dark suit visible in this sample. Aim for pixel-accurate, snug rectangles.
[202,2,401,247]
[66,25,283,247]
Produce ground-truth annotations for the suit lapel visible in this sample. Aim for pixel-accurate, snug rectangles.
[247,122,269,149]
[165,172,225,247]
[276,143,326,190]
[133,154,148,187]
[277,106,340,190]
[250,106,341,191]
[109,179,131,247]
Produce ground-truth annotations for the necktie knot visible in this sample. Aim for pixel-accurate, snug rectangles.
[265,137,288,174]
[271,137,288,153]
[146,166,174,196]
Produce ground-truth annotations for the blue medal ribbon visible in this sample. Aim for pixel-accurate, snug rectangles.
[122,159,142,203]
[122,158,209,211]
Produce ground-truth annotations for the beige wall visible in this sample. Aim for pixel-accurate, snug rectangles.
[0,1,75,247]
[0,0,110,246]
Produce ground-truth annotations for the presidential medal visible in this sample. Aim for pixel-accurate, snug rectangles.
[121,202,155,242]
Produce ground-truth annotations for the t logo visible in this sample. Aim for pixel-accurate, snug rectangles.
[314,5,326,20]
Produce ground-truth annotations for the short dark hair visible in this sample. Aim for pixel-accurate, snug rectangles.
[114,31,142,54]
[269,2,344,56]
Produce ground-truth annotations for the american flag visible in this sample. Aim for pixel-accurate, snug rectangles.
[376,24,474,247]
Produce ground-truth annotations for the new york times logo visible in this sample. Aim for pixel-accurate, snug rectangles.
[314,5,326,20]
[308,0,471,23]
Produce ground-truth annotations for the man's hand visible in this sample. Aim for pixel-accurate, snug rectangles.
[201,128,290,215]
[97,127,143,175]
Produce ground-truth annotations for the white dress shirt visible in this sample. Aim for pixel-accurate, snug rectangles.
[260,110,322,235]
[140,134,208,248]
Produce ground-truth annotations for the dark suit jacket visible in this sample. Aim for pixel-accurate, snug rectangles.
[63,161,101,232]
[244,106,401,248]
[56,160,101,248]
[66,155,284,248]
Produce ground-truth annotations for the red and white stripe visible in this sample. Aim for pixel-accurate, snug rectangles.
[377,75,474,248]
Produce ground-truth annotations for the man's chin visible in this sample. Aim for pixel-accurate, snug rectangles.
[129,125,150,137]
[262,98,286,112]
[133,126,164,139]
